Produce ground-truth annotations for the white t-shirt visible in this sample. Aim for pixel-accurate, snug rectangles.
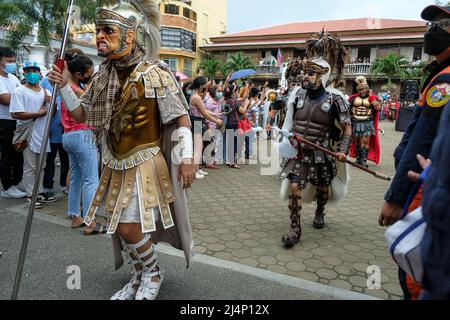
[0,73,21,120]
[9,85,51,153]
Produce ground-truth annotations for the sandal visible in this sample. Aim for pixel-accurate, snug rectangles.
[71,216,85,229]
[83,221,108,236]
[228,164,241,169]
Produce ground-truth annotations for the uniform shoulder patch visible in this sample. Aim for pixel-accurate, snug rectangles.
[426,83,450,108]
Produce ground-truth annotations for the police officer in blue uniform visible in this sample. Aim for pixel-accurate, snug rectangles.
[420,98,450,300]
[380,4,450,226]
[379,4,450,299]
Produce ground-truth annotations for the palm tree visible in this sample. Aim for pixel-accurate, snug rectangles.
[371,53,410,89]
[225,52,255,73]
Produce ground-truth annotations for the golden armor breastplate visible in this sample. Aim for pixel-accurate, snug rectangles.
[352,96,372,121]
[109,68,161,159]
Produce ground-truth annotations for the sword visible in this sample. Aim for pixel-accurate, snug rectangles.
[11,0,76,300]
[273,127,392,181]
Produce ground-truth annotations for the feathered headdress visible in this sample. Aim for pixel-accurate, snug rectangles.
[285,58,304,83]
[305,30,348,83]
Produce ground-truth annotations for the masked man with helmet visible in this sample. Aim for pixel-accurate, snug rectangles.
[277,33,352,248]
[379,4,450,300]
[348,76,382,167]
[49,0,196,300]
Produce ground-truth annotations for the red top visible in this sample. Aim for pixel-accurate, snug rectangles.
[60,84,93,133]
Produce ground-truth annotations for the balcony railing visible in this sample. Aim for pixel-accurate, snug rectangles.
[343,63,372,76]
[342,63,423,78]
[254,65,281,75]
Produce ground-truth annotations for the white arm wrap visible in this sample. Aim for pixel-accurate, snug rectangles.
[177,127,193,160]
[59,84,81,112]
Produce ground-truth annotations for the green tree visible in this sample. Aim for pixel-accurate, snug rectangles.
[0,0,112,65]
[371,53,410,89]
[225,52,255,73]
[199,56,221,78]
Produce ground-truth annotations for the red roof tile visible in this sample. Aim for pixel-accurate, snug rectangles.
[215,18,426,39]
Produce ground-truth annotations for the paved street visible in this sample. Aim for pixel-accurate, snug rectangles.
[0,121,403,300]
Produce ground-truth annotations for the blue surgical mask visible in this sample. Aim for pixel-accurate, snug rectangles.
[25,73,41,85]
[187,90,192,95]
[216,92,223,100]
[4,63,17,74]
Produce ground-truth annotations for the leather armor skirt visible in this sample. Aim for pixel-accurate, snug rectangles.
[278,149,337,189]
[352,120,376,137]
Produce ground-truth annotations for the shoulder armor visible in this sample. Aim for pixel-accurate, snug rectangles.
[331,93,349,113]
[129,61,179,99]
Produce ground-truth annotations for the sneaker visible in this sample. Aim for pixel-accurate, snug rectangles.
[1,186,27,199]
[15,182,26,193]
[27,198,43,209]
[37,192,57,203]
[195,172,205,179]
[198,169,208,176]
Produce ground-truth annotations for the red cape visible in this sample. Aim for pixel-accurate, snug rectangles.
[349,94,381,165]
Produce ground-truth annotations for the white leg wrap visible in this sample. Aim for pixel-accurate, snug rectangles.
[110,238,143,301]
[127,235,164,301]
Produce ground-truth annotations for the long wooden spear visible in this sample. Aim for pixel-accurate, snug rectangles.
[273,127,392,181]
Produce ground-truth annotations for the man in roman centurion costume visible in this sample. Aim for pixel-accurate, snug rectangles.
[277,32,352,248]
[348,76,382,167]
[48,0,196,300]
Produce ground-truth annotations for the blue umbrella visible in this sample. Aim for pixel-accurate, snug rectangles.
[230,69,257,81]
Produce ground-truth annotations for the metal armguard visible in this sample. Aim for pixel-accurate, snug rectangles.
[59,84,80,112]
[177,127,193,160]
[339,134,352,155]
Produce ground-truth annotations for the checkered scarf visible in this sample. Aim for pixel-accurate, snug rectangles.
[81,46,145,137]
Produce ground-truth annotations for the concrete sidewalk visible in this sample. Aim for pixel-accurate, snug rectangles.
[0,210,376,300]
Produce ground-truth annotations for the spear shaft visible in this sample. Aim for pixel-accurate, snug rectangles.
[11,0,76,300]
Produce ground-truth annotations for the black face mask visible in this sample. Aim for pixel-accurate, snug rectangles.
[424,25,450,56]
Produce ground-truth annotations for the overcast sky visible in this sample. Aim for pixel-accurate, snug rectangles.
[227,0,436,34]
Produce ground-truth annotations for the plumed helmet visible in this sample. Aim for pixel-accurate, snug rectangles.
[266,89,277,101]
[305,30,347,86]
[355,76,369,90]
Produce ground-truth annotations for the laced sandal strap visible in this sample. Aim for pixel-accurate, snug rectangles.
[136,272,164,300]
[138,244,155,260]
[141,254,158,271]
[111,282,138,300]
[128,235,152,251]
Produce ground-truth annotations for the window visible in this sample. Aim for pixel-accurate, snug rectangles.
[161,27,181,49]
[357,47,371,61]
[184,59,193,78]
[183,8,190,19]
[163,58,178,71]
[377,46,400,59]
[413,46,423,61]
[164,4,179,15]
[161,27,196,52]
[183,8,196,21]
